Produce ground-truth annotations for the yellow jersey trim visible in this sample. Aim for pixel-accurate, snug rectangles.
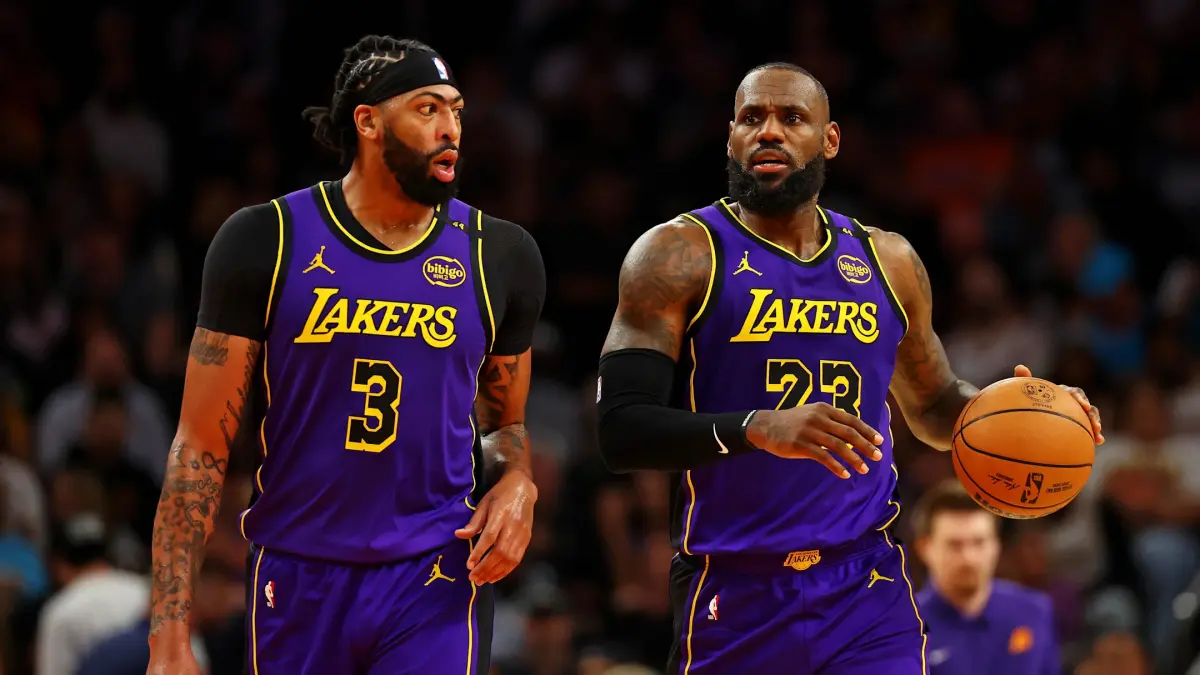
[858,220,911,338]
[464,540,479,675]
[719,198,834,264]
[248,547,266,675]
[683,555,710,675]
[240,200,285,539]
[884,531,930,674]
[681,339,702,555]
[317,181,440,255]
[679,213,717,332]
[476,210,497,351]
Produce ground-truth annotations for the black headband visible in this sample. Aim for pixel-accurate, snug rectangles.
[359,51,458,106]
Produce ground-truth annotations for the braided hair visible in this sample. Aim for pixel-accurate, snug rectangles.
[302,35,436,165]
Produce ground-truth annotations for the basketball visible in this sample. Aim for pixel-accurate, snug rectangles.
[951,377,1095,519]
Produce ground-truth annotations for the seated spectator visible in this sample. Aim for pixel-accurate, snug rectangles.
[35,514,148,675]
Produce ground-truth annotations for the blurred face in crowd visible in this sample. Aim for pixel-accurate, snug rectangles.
[919,509,1000,600]
[727,68,839,216]
[1123,379,1169,442]
[359,83,463,206]
[1090,632,1150,675]
[83,401,127,460]
[83,329,129,387]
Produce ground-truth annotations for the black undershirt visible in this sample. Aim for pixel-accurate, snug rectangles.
[195,182,546,355]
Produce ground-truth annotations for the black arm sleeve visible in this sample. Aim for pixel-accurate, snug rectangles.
[480,215,546,356]
[596,348,760,473]
[195,203,281,341]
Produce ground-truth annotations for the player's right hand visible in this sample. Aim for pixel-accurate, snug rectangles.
[147,647,203,675]
[745,403,884,478]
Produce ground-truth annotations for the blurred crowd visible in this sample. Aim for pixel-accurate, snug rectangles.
[0,0,1198,673]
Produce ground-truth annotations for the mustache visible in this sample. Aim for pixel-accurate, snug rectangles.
[427,143,458,160]
[749,142,795,165]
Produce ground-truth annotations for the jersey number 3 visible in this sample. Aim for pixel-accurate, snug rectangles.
[346,358,402,453]
[766,359,862,416]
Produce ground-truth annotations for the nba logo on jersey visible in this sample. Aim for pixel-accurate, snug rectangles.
[265,580,276,609]
[707,594,719,621]
[433,57,449,80]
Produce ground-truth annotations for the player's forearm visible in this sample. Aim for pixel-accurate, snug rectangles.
[148,437,228,640]
[908,379,979,450]
[481,423,532,478]
[596,348,756,472]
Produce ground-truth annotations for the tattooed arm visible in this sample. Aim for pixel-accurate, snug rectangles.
[454,218,544,585]
[596,220,885,476]
[595,219,762,471]
[147,328,260,654]
[456,351,538,584]
[475,351,534,478]
[870,230,978,450]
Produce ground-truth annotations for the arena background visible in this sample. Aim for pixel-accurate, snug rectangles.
[0,0,1198,673]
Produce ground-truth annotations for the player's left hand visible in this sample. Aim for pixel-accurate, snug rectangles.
[455,468,537,584]
[1014,364,1104,443]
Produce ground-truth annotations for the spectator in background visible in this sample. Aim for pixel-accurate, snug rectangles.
[1090,380,1200,671]
[61,386,158,549]
[73,566,244,675]
[0,480,47,602]
[34,514,148,675]
[0,414,48,555]
[943,256,1050,386]
[1076,631,1152,675]
[915,480,1060,675]
[35,326,171,483]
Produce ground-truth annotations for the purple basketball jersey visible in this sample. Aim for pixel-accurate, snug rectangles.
[673,199,908,556]
[240,183,491,564]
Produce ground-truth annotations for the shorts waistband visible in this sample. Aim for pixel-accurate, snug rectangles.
[679,530,897,575]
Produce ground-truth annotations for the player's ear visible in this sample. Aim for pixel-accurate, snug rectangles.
[354,104,382,141]
[823,121,840,160]
[726,124,733,159]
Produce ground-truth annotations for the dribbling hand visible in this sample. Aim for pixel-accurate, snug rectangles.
[1013,364,1104,444]
[745,402,885,478]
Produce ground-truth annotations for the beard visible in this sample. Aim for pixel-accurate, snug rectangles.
[381,126,459,207]
[727,150,826,217]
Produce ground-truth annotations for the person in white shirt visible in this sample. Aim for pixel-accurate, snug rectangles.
[35,513,148,675]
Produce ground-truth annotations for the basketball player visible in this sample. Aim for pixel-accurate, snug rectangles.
[595,63,1103,674]
[914,480,1059,675]
[146,36,545,675]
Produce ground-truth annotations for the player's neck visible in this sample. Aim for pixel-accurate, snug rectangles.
[736,200,826,259]
[342,164,436,239]
[938,578,993,618]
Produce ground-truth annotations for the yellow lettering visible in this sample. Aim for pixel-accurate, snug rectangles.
[422,306,458,348]
[349,299,384,334]
[294,287,341,343]
[834,301,860,335]
[316,298,350,336]
[292,289,460,348]
[378,302,410,336]
[729,289,883,346]
[810,301,835,333]
[850,303,880,344]
[402,304,435,338]
[730,289,775,342]
[752,298,787,336]
[785,298,814,333]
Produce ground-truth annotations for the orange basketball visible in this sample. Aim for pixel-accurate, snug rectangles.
[951,377,1095,519]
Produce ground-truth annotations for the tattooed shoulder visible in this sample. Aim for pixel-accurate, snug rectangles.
[864,228,931,314]
[605,217,713,357]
